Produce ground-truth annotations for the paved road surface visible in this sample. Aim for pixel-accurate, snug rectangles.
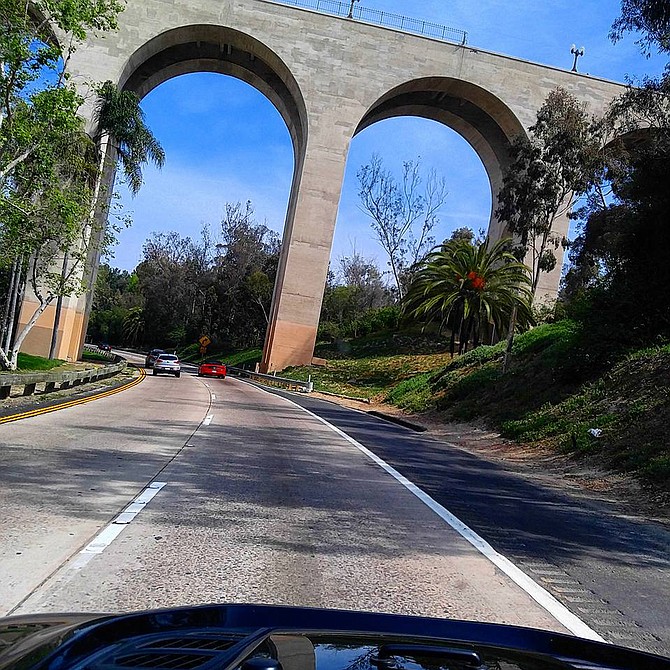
[1,364,667,657]
[268,386,670,655]
[1,364,560,634]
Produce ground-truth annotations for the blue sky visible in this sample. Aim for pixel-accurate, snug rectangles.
[109,0,667,275]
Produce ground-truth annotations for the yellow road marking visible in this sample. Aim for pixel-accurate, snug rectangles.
[0,366,146,425]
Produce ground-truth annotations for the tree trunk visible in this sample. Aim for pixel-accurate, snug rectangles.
[3,256,24,352]
[460,314,474,355]
[49,252,69,359]
[450,307,463,358]
[0,347,11,370]
[10,294,55,368]
[1,258,19,345]
[390,255,404,301]
[255,297,270,325]
[502,304,518,373]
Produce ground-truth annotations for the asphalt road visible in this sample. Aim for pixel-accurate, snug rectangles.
[265,386,670,655]
[1,362,562,633]
[0,363,667,657]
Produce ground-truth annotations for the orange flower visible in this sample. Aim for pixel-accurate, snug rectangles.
[466,271,486,290]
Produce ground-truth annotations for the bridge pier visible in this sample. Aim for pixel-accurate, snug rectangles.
[13,0,622,369]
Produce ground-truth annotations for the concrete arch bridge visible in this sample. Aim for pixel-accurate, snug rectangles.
[19,0,624,371]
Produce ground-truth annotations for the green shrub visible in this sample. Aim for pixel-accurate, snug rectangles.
[81,351,112,363]
[643,456,670,485]
[385,373,434,412]
[447,364,502,400]
[318,321,342,343]
[450,341,505,369]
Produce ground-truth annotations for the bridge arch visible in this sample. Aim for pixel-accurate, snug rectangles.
[354,76,526,240]
[16,0,625,370]
[116,24,308,157]
[92,25,312,372]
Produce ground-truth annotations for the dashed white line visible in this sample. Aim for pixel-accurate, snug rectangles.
[204,414,214,426]
[76,481,166,561]
[11,481,167,613]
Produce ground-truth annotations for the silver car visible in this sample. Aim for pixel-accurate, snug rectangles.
[152,353,181,377]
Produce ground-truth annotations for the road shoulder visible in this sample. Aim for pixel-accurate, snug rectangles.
[310,391,670,525]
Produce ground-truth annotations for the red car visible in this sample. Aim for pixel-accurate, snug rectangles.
[198,360,227,379]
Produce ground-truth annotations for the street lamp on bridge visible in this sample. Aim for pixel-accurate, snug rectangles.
[347,0,360,19]
[570,44,585,72]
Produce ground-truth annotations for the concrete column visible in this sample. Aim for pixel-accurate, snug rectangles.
[261,117,353,373]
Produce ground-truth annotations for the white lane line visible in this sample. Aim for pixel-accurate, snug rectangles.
[12,481,169,611]
[79,481,167,558]
[204,414,214,426]
[70,482,166,569]
[248,382,604,642]
[212,394,217,400]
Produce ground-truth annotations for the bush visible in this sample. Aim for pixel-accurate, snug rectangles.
[319,306,402,343]
[318,321,342,343]
[450,341,505,369]
[385,373,434,412]
[346,306,401,338]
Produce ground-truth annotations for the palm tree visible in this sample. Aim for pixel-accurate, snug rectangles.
[403,237,533,356]
[94,81,165,195]
[122,306,145,346]
[45,83,164,361]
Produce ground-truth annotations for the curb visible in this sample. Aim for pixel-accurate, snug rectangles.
[366,410,427,432]
[0,366,146,425]
[315,389,371,404]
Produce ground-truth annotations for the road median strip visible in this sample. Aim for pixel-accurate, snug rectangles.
[0,366,146,425]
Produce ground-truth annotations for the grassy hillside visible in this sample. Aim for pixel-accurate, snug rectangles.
[287,322,670,489]
[289,334,455,400]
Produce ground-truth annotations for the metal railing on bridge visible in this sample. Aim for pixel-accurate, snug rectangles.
[264,0,468,45]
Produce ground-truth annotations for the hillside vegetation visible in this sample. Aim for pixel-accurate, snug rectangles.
[287,322,670,490]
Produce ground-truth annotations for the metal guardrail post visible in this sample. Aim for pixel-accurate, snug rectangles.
[22,383,37,397]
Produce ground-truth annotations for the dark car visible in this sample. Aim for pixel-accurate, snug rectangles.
[97,342,112,352]
[198,359,226,378]
[145,348,165,368]
[1,604,668,670]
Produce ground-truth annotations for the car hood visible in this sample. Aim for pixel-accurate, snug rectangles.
[0,604,668,670]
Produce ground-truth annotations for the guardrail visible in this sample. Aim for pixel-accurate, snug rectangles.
[265,0,468,45]
[83,343,116,360]
[0,358,127,400]
[229,366,313,393]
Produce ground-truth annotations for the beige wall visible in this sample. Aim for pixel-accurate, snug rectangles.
[18,298,83,362]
